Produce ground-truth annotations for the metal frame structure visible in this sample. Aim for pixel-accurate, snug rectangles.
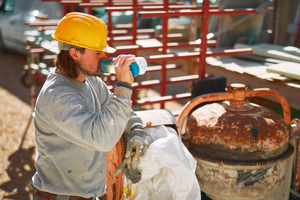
[38,0,266,111]
[79,0,257,109]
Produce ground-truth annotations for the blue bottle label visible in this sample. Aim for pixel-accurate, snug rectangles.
[130,62,140,78]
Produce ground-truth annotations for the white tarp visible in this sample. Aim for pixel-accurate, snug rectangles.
[122,125,201,200]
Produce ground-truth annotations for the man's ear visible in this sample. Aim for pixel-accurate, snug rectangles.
[69,48,79,60]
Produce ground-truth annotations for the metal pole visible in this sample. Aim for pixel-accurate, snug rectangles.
[132,0,138,44]
[160,0,169,109]
[107,10,113,47]
[199,0,209,78]
[273,0,280,45]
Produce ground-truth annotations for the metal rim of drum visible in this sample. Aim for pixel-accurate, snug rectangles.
[189,142,294,166]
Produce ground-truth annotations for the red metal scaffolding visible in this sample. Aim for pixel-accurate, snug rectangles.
[31,0,260,111]
[29,0,279,120]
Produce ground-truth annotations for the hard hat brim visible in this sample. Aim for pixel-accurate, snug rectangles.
[52,34,116,53]
[102,45,116,54]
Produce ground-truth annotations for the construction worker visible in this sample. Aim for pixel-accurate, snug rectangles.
[31,12,149,200]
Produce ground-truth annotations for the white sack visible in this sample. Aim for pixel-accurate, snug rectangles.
[122,125,201,200]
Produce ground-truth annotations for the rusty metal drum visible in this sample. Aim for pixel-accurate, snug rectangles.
[178,83,294,200]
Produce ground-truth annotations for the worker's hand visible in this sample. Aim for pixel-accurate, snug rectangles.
[115,154,141,183]
[126,128,150,161]
[115,128,149,183]
[114,54,136,85]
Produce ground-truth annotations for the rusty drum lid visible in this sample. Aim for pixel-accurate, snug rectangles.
[186,101,290,162]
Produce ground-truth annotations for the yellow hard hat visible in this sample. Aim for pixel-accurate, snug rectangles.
[52,12,116,53]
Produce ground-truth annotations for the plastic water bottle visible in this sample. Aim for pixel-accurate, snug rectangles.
[99,57,147,78]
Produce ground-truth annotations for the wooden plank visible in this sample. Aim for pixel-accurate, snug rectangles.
[205,56,300,110]
[206,56,291,81]
[235,54,289,65]
[267,62,300,81]
[234,43,300,63]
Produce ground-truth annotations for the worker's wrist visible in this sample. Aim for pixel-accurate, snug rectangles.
[130,125,145,132]
[116,82,132,90]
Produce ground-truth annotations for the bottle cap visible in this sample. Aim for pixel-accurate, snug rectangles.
[129,62,140,78]
[136,57,147,75]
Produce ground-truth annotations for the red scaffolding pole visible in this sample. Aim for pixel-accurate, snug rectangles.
[199,0,209,78]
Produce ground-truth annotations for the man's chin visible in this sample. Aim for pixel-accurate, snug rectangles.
[96,71,102,77]
[93,69,102,77]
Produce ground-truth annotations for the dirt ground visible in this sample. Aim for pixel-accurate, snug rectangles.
[0,51,36,199]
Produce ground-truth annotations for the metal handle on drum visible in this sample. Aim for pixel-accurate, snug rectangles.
[178,83,291,137]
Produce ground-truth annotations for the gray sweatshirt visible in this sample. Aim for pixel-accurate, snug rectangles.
[31,68,142,198]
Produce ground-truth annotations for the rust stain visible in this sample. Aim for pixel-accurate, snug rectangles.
[187,101,289,160]
[146,121,152,127]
